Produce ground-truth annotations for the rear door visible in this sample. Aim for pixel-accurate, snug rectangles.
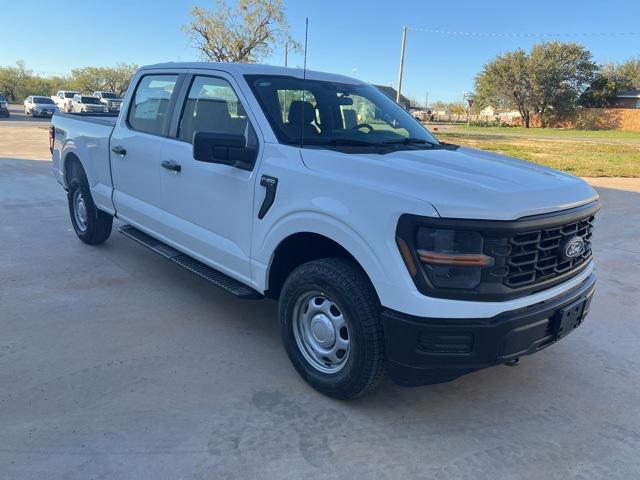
[156,72,261,283]
[110,72,184,235]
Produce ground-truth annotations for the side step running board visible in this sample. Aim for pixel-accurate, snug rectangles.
[119,225,263,299]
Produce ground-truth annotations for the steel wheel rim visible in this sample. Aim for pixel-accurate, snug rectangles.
[292,291,350,374]
[73,189,88,232]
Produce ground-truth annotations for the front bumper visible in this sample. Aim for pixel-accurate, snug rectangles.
[383,273,596,386]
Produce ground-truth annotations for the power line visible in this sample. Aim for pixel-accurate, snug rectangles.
[409,27,640,38]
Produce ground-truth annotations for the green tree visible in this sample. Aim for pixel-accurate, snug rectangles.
[617,58,640,89]
[578,73,620,107]
[70,64,137,95]
[528,42,597,125]
[475,42,597,127]
[579,58,640,107]
[0,60,31,101]
[183,0,297,63]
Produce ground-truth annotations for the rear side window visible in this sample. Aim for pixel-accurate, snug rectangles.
[177,75,251,143]
[128,74,179,136]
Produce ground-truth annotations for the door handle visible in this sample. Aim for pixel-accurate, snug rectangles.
[111,145,126,156]
[258,175,278,219]
[161,160,182,172]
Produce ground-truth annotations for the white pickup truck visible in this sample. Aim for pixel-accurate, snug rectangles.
[52,90,80,113]
[51,62,598,398]
[93,91,124,112]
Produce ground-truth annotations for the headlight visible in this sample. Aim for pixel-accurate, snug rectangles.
[415,228,493,289]
[396,217,496,292]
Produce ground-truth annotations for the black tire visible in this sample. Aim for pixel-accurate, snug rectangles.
[279,258,385,399]
[67,167,113,245]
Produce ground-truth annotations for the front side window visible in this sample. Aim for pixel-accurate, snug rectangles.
[178,75,254,144]
[246,75,438,151]
[128,74,178,136]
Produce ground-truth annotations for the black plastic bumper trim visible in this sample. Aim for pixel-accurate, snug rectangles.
[382,273,596,386]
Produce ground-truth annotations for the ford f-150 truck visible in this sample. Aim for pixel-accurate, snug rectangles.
[50,62,598,399]
[52,90,80,112]
[93,91,124,112]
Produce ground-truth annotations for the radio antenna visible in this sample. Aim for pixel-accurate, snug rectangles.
[300,17,309,149]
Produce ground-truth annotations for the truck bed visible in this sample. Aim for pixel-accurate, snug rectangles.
[53,111,119,127]
[51,111,119,214]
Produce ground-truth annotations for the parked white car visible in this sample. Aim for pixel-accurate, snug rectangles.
[24,95,58,117]
[52,90,79,112]
[71,94,108,113]
[93,91,123,111]
[50,62,598,399]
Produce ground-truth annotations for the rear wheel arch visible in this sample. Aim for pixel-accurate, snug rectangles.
[63,152,85,188]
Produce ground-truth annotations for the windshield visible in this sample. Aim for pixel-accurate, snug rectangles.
[100,92,118,99]
[0,94,5,102]
[64,92,78,98]
[246,75,438,150]
[34,97,54,104]
[81,96,101,104]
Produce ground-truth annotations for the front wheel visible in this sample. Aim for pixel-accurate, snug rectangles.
[67,170,113,244]
[279,258,385,399]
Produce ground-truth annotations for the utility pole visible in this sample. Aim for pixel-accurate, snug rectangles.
[396,25,407,104]
[284,42,288,67]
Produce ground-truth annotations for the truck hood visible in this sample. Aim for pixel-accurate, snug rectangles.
[300,146,598,220]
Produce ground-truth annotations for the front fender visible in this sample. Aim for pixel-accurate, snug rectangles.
[255,210,395,303]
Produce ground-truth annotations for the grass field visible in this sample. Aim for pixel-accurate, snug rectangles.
[432,125,640,177]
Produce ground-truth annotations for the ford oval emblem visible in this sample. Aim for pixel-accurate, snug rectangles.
[564,237,585,259]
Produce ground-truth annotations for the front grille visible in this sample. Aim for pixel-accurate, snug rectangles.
[396,202,599,301]
[503,215,594,288]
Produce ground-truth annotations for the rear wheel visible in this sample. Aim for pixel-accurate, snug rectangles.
[67,167,112,244]
[279,258,385,399]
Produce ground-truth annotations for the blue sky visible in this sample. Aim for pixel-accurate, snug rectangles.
[2,0,639,102]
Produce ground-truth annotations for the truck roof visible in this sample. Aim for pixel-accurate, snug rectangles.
[140,62,363,85]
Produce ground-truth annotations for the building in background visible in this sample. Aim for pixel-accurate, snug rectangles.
[611,89,640,109]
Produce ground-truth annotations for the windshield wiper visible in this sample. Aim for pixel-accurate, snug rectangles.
[382,137,438,146]
[295,138,382,147]
[326,138,382,147]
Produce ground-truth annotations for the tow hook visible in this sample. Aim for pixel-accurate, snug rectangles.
[505,358,520,367]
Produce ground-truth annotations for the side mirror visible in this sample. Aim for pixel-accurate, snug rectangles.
[193,132,257,171]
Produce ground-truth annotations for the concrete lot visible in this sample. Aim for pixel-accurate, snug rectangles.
[1,117,640,479]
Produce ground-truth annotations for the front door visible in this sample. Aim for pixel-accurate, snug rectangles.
[158,73,261,284]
